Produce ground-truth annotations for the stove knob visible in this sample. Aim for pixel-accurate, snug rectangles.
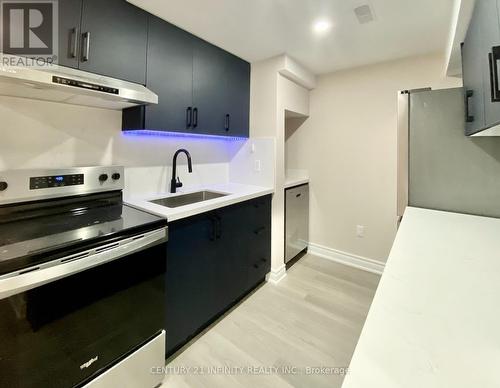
[98,174,109,182]
[112,173,121,181]
[0,181,7,191]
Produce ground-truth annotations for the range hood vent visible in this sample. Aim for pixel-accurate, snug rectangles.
[0,55,157,110]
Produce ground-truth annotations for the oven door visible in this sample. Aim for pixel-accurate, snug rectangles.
[0,228,167,388]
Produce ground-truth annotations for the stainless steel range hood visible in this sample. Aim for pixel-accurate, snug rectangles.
[0,55,157,110]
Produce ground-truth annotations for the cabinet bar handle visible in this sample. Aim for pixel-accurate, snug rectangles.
[70,27,78,58]
[82,32,91,62]
[193,108,198,128]
[465,89,474,123]
[225,114,230,131]
[186,107,192,128]
[489,46,500,102]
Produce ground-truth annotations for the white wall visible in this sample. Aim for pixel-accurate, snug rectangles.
[286,53,462,262]
[229,137,275,188]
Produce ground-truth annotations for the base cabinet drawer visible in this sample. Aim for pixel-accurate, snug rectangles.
[165,195,271,356]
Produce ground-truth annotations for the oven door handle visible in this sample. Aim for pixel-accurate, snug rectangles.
[0,228,167,300]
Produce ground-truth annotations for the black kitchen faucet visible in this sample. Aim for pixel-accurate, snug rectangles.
[170,149,193,193]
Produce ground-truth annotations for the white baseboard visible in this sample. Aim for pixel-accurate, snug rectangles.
[266,264,287,284]
[308,243,385,275]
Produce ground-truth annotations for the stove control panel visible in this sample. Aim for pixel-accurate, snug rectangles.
[0,166,124,205]
[30,174,84,190]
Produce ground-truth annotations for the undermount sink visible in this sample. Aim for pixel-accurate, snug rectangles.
[149,190,228,208]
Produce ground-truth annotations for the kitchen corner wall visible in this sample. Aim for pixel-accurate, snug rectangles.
[286,53,462,263]
[250,55,313,280]
[0,96,247,197]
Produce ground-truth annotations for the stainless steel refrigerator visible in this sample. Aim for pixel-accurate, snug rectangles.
[397,87,500,223]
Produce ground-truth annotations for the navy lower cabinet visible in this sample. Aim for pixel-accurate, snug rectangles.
[165,195,271,356]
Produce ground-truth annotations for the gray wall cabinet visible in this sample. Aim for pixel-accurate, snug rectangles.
[409,88,500,218]
[462,0,500,135]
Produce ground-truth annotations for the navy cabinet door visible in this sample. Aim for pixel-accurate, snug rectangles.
[192,38,227,135]
[79,0,148,84]
[145,17,194,132]
[213,204,251,314]
[165,196,271,356]
[245,196,272,290]
[224,54,251,137]
[166,214,217,355]
[57,0,82,69]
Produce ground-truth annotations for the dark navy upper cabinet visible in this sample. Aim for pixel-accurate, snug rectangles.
[56,0,147,84]
[122,16,250,138]
[462,0,500,135]
[141,16,194,132]
[4,0,147,84]
[192,38,228,135]
[3,0,83,67]
[224,53,251,137]
[57,0,83,69]
[78,0,148,84]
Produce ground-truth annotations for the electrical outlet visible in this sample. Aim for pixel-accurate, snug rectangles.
[356,225,365,238]
[254,160,261,172]
[251,143,256,153]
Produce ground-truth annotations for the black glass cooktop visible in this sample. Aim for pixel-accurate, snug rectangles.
[0,193,167,276]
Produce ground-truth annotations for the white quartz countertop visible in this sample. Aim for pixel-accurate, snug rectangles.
[342,206,500,388]
[284,171,309,189]
[125,182,273,222]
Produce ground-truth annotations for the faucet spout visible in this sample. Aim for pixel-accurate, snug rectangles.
[171,149,193,193]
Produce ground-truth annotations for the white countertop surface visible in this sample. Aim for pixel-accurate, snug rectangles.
[125,182,274,222]
[284,171,309,189]
[342,207,500,388]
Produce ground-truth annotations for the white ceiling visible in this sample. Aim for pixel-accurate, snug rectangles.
[128,0,456,75]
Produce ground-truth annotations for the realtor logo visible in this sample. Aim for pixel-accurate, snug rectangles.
[0,0,57,61]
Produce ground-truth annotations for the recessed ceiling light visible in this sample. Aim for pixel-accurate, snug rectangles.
[313,20,332,35]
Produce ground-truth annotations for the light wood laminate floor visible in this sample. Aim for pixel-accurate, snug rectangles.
[161,254,380,388]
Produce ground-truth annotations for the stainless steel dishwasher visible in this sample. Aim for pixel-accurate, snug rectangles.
[285,184,309,263]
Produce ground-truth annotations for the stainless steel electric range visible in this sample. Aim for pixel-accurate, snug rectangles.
[0,166,167,388]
